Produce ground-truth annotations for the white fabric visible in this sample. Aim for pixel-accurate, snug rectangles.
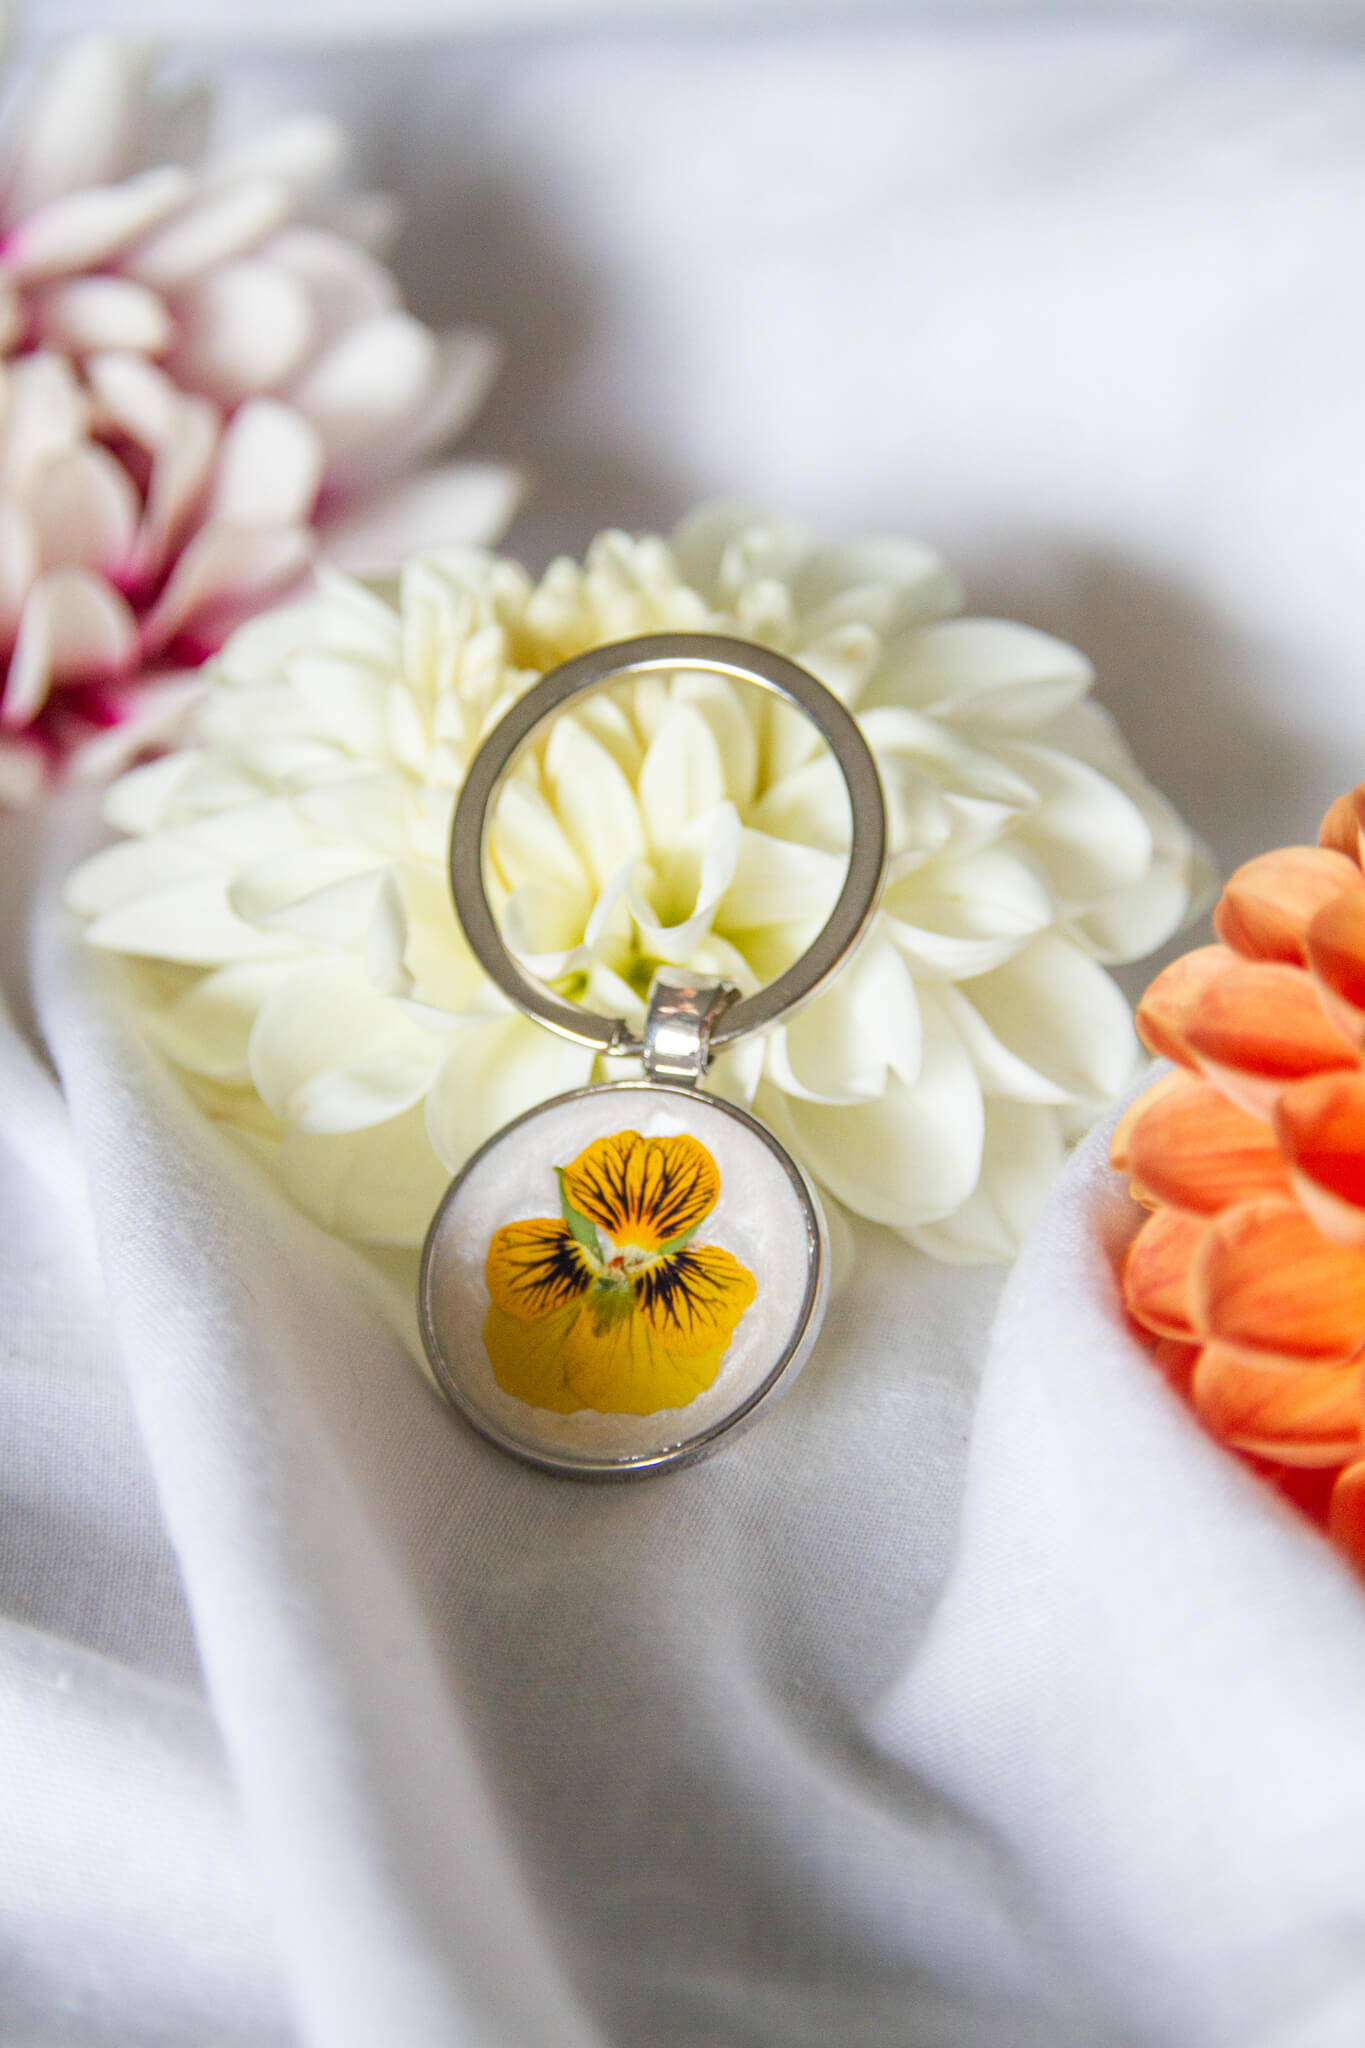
[7,17,1365,2047]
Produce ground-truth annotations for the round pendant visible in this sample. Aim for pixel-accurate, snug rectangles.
[419,1081,828,1477]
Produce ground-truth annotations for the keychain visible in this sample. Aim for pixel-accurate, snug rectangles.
[419,632,887,1476]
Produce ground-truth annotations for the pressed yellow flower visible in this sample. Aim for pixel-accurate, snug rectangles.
[483,1130,756,1416]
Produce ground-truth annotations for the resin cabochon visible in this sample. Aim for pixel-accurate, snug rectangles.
[421,1085,827,1473]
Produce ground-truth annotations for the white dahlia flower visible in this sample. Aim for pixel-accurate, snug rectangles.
[67,506,1213,1266]
[0,32,517,803]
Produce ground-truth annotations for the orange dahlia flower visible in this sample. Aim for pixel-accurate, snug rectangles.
[1114,783,1365,1571]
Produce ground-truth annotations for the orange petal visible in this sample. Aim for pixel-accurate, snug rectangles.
[1191,1196,1365,1362]
[1191,1342,1362,1465]
[1134,946,1229,1067]
[1275,1071,1365,1249]
[1120,1207,1204,1339]
[1241,1453,1336,1527]
[1306,889,1365,1044]
[1151,1335,1201,1396]
[1179,955,1356,1117]
[1212,845,1364,965]
[1110,1068,1189,1177]
[1124,1070,1291,1213]
[1319,786,1365,864]
[1328,1458,1365,1572]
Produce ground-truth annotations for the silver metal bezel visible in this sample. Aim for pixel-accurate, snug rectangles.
[418,1079,828,1479]
[448,631,887,1059]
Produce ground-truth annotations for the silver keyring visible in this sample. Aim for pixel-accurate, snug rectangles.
[449,632,887,1055]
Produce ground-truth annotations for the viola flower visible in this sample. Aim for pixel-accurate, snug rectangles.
[1113,781,1365,1571]
[67,507,1211,1273]
[484,1129,756,1416]
[0,32,515,798]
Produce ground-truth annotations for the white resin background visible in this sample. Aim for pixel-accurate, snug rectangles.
[423,1086,822,1465]
[8,10,1365,2048]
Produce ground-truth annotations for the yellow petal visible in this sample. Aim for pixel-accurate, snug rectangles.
[485,1218,594,1320]
[635,1241,757,1355]
[1212,845,1364,965]
[1192,1342,1362,1466]
[560,1129,720,1252]
[1191,1197,1365,1363]
[483,1298,581,1413]
[1122,1070,1291,1213]
[558,1298,730,1416]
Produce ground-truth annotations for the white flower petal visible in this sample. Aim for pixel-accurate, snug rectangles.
[502,877,595,978]
[142,959,299,1082]
[35,274,173,355]
[544,716,645,889]
[27,443,139,577]
[792,535,961,627]
[631,801,741,964]
[210,399,324,529]
[228,847,386,938]
[65,832,222,917]
[86,350,181,449]
[7,165,191,279]
[0,353,90,492]
[2,38,153,217]
[281,1100,451,1247]
[385,859,486,1011]
[749,751,852,856]
[288,310,437,462]
[87,874,294,963]
[1064,857,1204,965]
[958,933,1139,1106]
[935,982,1073,1107]
[719,827,843,930]
[321,461,523,572]
[100,747,208,834]
[66,674,205,786]
[997,738,1155,898]
[204,115,348,195]
[259,225,398,343]
[4,567,137,725]
[0,734,46,807]
[766,934,921,1105]
[425,1014,595,1172]
[125,175,294,291]
[760,988,983,1229]
[171,259,317,404]
[130,395,223,589]
[907,1101,1066,1264]
[793,621,881,707]
[881,846,1055,979]
[249,956,445,1133]
[0,501,38,640]
[868,618,1095,732]
[638,702,729,852]
[141,521,314,654]
[363,327,501,479]
[670,671,758,809]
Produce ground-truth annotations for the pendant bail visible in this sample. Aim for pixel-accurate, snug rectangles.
[642,978,739,1087]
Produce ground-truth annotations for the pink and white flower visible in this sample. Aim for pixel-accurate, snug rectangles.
[0,32,518,800]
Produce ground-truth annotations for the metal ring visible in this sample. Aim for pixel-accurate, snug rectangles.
[449,631,887,1057]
